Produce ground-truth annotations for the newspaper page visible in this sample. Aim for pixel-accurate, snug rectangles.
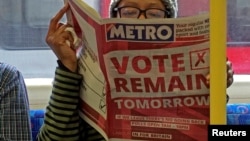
[67,0,210,140]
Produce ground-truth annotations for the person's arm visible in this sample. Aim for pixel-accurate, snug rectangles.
[37,66,83,141]
[0,62,32,141]
[39,3,105,140]
[36,3,83,140]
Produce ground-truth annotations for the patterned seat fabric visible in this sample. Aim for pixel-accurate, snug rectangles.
[227,104,250,125]
[30,110,45,141]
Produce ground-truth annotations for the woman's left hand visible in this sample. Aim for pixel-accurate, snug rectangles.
[206,58,234,88]
[226,58,234,88]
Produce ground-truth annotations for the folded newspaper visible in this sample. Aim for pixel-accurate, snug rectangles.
[66,0,210,140]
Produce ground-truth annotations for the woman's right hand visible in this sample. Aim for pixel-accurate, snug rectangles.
[46,3,78,72]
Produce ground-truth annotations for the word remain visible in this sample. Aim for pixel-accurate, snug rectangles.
[114,74,209,93]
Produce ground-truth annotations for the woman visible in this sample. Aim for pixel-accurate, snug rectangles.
[37,0,234,140]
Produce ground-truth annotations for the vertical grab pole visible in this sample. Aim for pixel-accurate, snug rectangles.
[210,0,227,124]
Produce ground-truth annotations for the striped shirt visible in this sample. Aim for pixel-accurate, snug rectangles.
[37,68,105,141]
[0,62,32,141]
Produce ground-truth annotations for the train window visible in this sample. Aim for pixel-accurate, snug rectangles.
[0,0,249,79]
[227,0,250,74]
[0,0,65,50]
[0,0,100,78]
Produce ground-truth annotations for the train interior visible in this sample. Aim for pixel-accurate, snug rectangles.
[0,0,250,140]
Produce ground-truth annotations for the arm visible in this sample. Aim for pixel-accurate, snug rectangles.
[39,3,105,140]
[0,62,32,141]
[37,67,83,141]
[36,3,83,140]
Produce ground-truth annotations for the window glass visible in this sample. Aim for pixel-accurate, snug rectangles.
[0,0,100,78]
[227,0,250,74]
[0,0,64,50]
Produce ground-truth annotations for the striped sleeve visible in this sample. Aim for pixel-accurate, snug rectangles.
[37,68,83,141]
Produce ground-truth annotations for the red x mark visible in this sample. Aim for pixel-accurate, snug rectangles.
[195,52,206,67]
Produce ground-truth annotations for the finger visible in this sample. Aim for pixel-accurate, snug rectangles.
[227,69,234,76]
[47,3,70,35]
[54,30,74,47]
[226,60,233,70]
[206,74,210,86]
[226,61,234,78]
[59,30,74,40]
[227,69,234,88]
[64,36,74,48]
[56,22,65,29]
[64,27,81,48]
[227,77,234,88]
[48,23,73,44]
[206,74,210,81]
[55,24,71,37]
[46,24,70,46]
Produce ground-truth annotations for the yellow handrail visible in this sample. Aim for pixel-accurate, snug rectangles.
[210,0,227,124]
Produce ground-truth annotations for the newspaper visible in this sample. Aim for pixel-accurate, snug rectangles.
[66,0,210,140]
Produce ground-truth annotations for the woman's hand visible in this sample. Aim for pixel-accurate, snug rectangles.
[206,58,234,88]
[46,3,78,72]
[226,59,234,88]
